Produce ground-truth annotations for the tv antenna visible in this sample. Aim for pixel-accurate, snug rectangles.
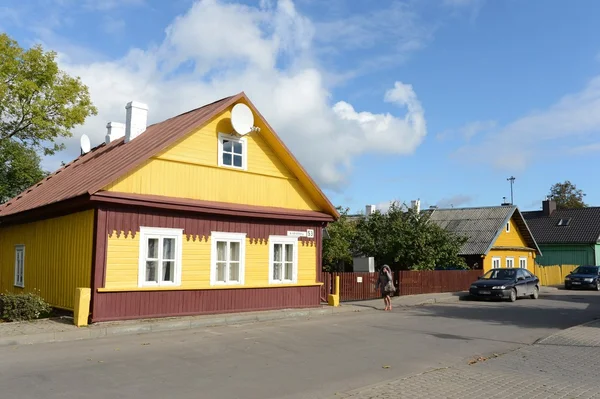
[507,176,516,204]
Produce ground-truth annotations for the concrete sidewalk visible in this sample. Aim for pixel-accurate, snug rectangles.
[0,290,471,347]
[332,317,600,398]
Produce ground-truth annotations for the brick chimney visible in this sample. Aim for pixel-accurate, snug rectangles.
[542,199,556,216]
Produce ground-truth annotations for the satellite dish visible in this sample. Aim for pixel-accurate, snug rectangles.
[80,134,91,154]
[231,103,254,135]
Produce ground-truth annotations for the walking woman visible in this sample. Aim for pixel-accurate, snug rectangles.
[376,264,395,311]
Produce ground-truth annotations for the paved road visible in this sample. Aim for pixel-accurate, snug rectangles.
[334,312,600,398]
[1,289,599,399]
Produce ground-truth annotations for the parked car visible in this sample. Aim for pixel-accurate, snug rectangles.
[469,268,540,302]
[564,266,600,291]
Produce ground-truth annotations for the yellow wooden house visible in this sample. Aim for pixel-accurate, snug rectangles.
[0,92,339,322]
[427,205,541,273]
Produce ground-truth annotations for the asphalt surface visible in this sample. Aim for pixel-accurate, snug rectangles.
[1,289,599,399]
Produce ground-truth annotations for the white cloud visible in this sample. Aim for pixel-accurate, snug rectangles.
[459,120,496,141]
[453,75,600,171]
[83,0,145,11]
[102,16,126,35]
[313,2,434,77]
[437,119,496,142]
[42,0,427,191]
[569,142,600,154]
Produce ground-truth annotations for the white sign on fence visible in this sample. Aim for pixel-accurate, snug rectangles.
[357,276,363,283]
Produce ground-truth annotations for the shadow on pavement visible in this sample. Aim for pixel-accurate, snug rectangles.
[412,291,600,331]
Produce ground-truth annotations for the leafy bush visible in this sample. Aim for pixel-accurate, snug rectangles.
[0,290,52,322]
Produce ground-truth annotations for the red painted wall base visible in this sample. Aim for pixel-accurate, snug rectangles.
[91,285,321,322]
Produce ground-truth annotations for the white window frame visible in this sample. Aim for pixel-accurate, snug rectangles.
[14,245,25,288]
[519,256,527,269]
[506,222,510,232]
[137,227,183,288]
[268,235,299,284]
[506,257,515,268]
[492,257,501,269]
[217,132,248,171]
[210,231,246,286]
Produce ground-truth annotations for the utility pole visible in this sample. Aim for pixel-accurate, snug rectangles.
[507,176,516,205]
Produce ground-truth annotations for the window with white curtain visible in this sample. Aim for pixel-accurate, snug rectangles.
[269,236,298,284]
[14,245,25,288]
[492,257,501,269]
[210,232,246,285]
[138,227,183,287]
[519,257,527,269]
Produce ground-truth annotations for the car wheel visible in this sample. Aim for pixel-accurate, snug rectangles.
[530,286,539,299]
[509,288,517,302]
[596,281,600,292]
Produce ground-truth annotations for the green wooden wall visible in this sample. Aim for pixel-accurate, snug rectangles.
[536,244,597,266]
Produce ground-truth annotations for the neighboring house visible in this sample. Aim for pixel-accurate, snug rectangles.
[0,92,339,322]
[425,205,541,273]
[522,200,600,266]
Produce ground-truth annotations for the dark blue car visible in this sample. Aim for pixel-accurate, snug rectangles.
[564,266,600,291]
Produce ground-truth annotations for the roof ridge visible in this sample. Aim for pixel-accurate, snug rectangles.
[432,205,516,211]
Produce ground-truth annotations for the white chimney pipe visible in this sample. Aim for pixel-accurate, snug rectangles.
[105,122,126,144]
[124,101,148,143]
[365,204,376,216]
[411,199,421,213]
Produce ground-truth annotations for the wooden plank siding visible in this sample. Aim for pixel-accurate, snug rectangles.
[90,207,325,321]
[93,285,321,322]
[0,210,94,310]
[483,214,537,273]
[104,108,321,212]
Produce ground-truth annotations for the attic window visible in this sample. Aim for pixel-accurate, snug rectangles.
[505,222,510,233]
[218,132,247,171]
[557,218,572,226]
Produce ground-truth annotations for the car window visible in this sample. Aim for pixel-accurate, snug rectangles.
[483,269,516,280]
[516,269,527,279]
[523,270,534,278]
[574,266,599,274]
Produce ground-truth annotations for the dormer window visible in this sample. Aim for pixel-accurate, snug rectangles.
[557,218,571,226]
[218,132,247,170]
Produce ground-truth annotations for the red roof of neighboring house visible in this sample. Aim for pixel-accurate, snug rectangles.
[0,92,338,222]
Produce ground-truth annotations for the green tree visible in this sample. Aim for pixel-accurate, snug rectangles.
[352,201,467,271]
[322,206,357,272]
[0,33,97,156]
[0,140,47,203]
[548,180,587,209]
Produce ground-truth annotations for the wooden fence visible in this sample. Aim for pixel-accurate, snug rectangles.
[533,264,577,286]
[321,265,580,302]
[398,270,482,296]
[322,270,483,302]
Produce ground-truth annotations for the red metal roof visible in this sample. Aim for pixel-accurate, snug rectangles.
[0,94,241,218]
[0,92,339,221]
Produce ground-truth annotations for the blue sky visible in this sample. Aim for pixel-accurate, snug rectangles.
[2,0,600,214]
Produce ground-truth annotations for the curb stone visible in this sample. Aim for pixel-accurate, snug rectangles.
[0,305,363,348]
[0,290,479,348]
